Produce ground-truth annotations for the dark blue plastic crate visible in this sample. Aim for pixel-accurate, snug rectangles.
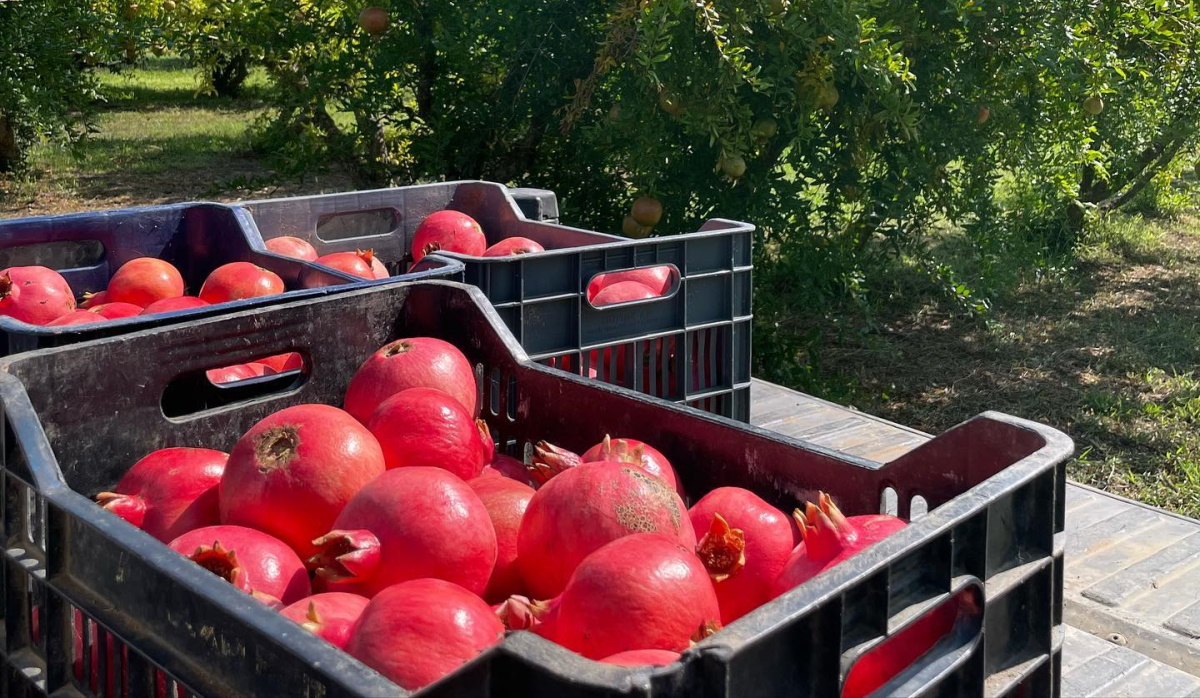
[0,202,462,356]
[238,182,754,421]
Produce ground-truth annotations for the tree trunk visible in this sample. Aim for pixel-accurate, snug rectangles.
[0,116,20,174]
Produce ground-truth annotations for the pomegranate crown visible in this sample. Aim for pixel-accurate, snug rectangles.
[695,513,746,583]
[793,492,859,563]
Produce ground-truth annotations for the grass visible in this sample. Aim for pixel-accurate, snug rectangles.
[7,55,1200,517]
[0,55,348,217]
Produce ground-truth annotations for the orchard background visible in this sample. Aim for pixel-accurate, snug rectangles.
[4,0,1200,512]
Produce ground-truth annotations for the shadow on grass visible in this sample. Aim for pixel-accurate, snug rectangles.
[789,220,1200,513]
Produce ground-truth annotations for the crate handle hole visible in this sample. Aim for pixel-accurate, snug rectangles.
[910,495,928,520]
[162,354,308,419]
[0,240,106,273]
[585,265,680,309]
[880,486,899,516]
[314,208,399,242]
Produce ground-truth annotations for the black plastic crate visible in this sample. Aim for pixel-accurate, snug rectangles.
[238,182,755,421]
[0,281,1071,697]
[0,202,463,356]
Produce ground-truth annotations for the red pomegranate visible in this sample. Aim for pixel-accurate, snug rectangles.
[368,253,389,279]
[531,435,683,497]
[591,281,656,307]
[280,592,370,650]
[95,447,227,543]
[411,210,487,261]
[343,337,478,422]
[265,236,319,261]
[107,258,185,307]
[0,266,76,324]
[220,404,385,558]
[517,461,696,599]
[307,467,497,597]
[205,363,260,384]
[87,302,143,319]
[600,649,682,667]
[482,237,545,257]
[258,352,304,372]
[588,266,672,300]
[367,387,490,479]
[78,290,108,308]
[467,475,535,603]
[347,579,504,691]
[533,534,720,659]
[480,454,536,487]
[690,487,795,623]
[46,310,105,326]
[772,492,907,598]
[141,295,210,314]
[168,525,310,604]
[307,250,381,282]
[199,262,285,303]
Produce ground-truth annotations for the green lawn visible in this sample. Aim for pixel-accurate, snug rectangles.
[1,56,346,217]
[5,56,1200,517]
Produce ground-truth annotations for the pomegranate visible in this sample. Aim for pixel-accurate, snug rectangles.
[79,290,108,308]
[467,475,534,603]
[0,266,76,324]
[357,6,389,35]
[107,258,185,307]
[220,404,385,558]
[482,237,545,257]
[306,250,380,282]
[307,467,497,597]
[280,592,369,650]
[258,352,304,372]
[265,236,318,261]
[690,487,795,623]
[87,302,143,319]
[591,281,657,307]
[168,525,310,604]
[533,534,720,659]
[517,461,695,599]
[841,593,963,698]
[205,363,260,384]
[772,492,907,598]
[347,579,504,691]
[199,262,285,303]
[46,310,105,326]
[95,447,226,543]
[141,295,210,314]
[481,454,536,487]
[343,337,478,422]
[367,387,490,479]
[587,266,672,300]
[411,210,487,261]
[368,253,389,279]
[531,435,683,496]
[600,650,681,667]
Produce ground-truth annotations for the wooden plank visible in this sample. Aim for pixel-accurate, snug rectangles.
[1082,530,1200,607]
[1066,507,1163,560]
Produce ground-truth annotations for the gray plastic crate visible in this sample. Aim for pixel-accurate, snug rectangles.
[238,182,754,421]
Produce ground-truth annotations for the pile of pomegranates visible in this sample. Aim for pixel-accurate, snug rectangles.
[0,257,285,329]
[92,334,910,691]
